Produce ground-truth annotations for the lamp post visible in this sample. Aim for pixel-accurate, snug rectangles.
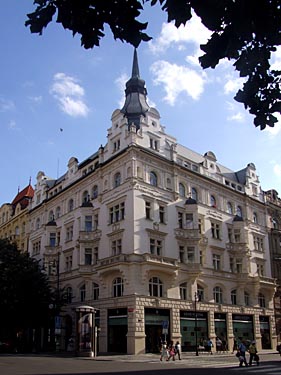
[194,292,199,356]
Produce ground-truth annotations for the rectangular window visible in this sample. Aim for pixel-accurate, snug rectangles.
[110,202,125,224]
[66,225,73,241]
[93,213,99,230]
[186,213,193,228]
[65,255,72,271]
[159,205,165,223]
[236,258,242,273]
[85,248,92,265]
[49,232,56,247]
[150,138,158,150]
[187,247,195,262]
[178,212,183,228]
[146,201,151,219]
[254,236,264,251]
[85,216,92,232]
[213,254,221,270]
[230,257,234,272]
[234,229,241,243]
[179,245,184,262]
[257,263,264,276]
[93,247,99,265]
[211,222,220,239]
[150,239,162,256]
[112,239,122,255]
[228,227,233,242]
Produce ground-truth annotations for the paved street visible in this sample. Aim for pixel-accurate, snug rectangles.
[0,351,280,375]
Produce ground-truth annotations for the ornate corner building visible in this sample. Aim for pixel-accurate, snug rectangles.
[3,50,278,354]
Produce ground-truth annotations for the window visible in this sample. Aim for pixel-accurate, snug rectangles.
[244,291,250,306]
[114,172,121,188]
[109,202,125,223]
[68,199,74,212]
[93,247,99,264]
[253,235,264,251]
[178,212,183,228]
[49,232,56,247]
[191,187,198,201]
[36,218,40,229]
[213,254,221,270]
[82,191,89,203]
[180,282,187,300]
[231,289,237,305]
[112,239,122,255]
[149,277,163,297]
[65,255,72,271]
[92,283,99,300]
[66,225,73,241]
[48,211,54,222]
[32,240,41,255]
[80,284,86,302]
[145,201,152,219]
[258,293,265,308]
[257,263,264,276]
[211,222,220,239]
[66,287,73,303]
[93,213,99,230]
[186,213,193,229]
[253,212,258,224]
[85,248,92,265]
[197,285,204,301]
[150,238,162,256]
[179,245,184,262]
[227,202,233,215]
[230,257,234,272]
[159,205,165,223]
[179,183,185,197]
[236,258,242,273]
[92,185,98,199]
[228,227,233,243]
[113,139,121,151]
[150,138,158,150]
[55,206,61,219]
[236,205,242,218]
[113,277,124,297]
[210,195,216,208]
[213,286,223,304]
[85,216,92,232]
[234,229,241,243]
[150,171,158,186]
[187,247,195,262]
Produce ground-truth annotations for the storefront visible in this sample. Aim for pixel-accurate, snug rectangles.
[232,314,254,344]
[180,310,208,351]
[260,316,271,349]
[145,308,170,352]
[214,313,227,350]
[108,308,127,353]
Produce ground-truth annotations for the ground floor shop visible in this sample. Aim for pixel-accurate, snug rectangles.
[61,296,277,355]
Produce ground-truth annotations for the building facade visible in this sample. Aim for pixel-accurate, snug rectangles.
[26,50,276,354]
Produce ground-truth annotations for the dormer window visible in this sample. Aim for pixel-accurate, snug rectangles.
[114,172,121,188]
[150,138,158,150]
[150,171,158,187]
[210,195,216,208]
[113,139,120,152]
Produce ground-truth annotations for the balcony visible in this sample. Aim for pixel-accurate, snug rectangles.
[78,264,94,275]
[179,261,202,276]
[226,242,249,253]
[174,228,201,241]
[79,230,102,242]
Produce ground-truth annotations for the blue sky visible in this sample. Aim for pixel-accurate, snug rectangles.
[1,1,281,205]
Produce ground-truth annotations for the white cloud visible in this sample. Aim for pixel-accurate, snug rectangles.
[148,16,211,55]
[50,73,89,117]
[224,76,245,95]
[271,46,281,70]
[273,163,281,177]
[150,60,206,105]
[0,98,15,112]
[264,114,281,136]
[226,101,245,122]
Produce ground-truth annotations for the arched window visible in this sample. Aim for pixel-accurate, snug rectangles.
[92,282,99,300]
[150,171,158,187]
[253,212,258,224]
[113,277,124,297]
[82,190,89,203]
[180,282,188,300]
[80,284,86,302]
[114,172,121,188]
[210,195,216,208]
[179,183,185,197]
[49,210,54,222]
[191,187,198,201]
[258,292,266,308]
[55,206,61,219]
[92,185,98,199]
[227,202,233,214]
[149,277,163,297]
[68,199,74,212]
[66,287,73,303]
[236,205,242,218]
[213,286,223,304]
[231,289,237,305]
[244,291,250,306]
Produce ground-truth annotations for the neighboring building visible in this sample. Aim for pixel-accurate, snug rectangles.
[0,183,34,252]
[265,189,281,345]
[27,49,276,354]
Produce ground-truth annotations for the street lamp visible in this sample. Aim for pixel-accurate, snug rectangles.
[194,291,199,356]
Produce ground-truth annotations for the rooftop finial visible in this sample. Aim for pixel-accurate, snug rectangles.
[132,48,140,78]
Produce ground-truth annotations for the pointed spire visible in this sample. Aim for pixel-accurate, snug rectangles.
[121,48,149,131]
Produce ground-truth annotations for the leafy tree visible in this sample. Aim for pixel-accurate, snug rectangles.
[0,239,52,347]
[26,0,281,130]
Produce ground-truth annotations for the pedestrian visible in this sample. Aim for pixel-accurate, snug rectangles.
[248,341,259,366]
[160,341,169,361]
[175,341,181,360]
[232,338,238,353]
[207,338,213,354]
[216,337,222,353]
[167,342,176,361]
[237,340,248,367]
